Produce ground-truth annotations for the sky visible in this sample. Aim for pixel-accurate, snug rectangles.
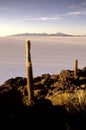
[0,0,86,36]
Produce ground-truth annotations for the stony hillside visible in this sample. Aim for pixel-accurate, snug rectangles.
[0,67,86,129]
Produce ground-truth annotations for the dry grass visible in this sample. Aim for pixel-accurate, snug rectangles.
[46,89,86,114]
[46,91,69,105]
[63,90,86,114]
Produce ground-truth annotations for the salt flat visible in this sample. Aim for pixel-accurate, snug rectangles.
[0,36,86,85]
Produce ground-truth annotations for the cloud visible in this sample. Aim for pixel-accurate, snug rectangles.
[65,11,81,16]
[80,0,86,6]
[69,5,75,10]
[24,16,62,21]
[64,10,86,16]
[69,0,86,10]
[0,7,5,10]
[3,15,62,25]
[0,6,14,11]
[81,10,86,15]
[8,20,23,24]
[40,17,62,21]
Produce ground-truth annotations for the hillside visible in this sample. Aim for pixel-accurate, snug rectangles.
[0,67,86,129]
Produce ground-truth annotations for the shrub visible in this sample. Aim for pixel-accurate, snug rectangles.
[63,90,86,114]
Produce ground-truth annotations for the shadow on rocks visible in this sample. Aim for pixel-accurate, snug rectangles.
[0,99,67,130]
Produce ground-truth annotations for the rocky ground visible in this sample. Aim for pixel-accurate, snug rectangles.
[0,67,86,129]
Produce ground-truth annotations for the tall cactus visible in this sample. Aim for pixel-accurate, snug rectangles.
[74,59,78,78]
[26,40,34,101]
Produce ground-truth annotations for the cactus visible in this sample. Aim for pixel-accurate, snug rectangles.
[26,40,34,101]
[74,59,78,78]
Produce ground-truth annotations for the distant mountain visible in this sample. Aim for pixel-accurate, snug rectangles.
[11,32,73,37]
[49,32,73,36]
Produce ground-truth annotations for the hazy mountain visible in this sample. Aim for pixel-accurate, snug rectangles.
[11,32,73,36]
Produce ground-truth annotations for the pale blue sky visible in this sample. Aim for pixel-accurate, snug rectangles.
[0,0,86,36]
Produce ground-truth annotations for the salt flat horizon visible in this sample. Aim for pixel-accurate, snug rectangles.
[0,36,86,85]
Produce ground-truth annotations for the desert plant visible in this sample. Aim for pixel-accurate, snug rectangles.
[63,89,86,114]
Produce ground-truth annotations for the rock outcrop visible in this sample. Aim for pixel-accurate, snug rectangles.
[0,67,86,107]
[0,67,86,129]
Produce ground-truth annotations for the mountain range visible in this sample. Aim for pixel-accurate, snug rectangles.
[11,32,86,37]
